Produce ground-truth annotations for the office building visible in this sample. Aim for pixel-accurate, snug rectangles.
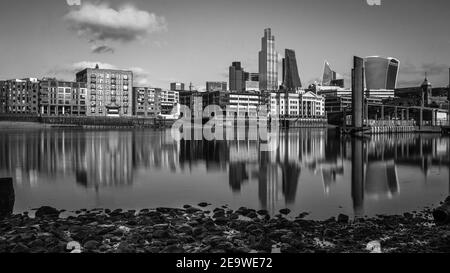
[282,49,302,91]
[259,28,279,91]
[229,62,246,92]
[226,92,261,117]
[364,56,400,90]
[170,82,185,91]
[0,78,40,115]
[270,91,325,117]
[206,81,227,92]
[39,79,87,116]
[75,64,133,117]
[132,87,161,117]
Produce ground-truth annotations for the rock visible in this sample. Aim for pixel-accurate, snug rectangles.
[161,245,184,253]
[117,242,133,253]
[183,205,192,209]
[186,207,201,214]
[192,227,206,237]
[11,243,30,253]
[214,217,229,225]
[213,211,225,218]
[257,210,269,215]
[198,202,209,208]
[230,213,239,220]
[246,211,258,219]
[35,206,60,218]
[297,212,309,219]
[279,208,291,215]
[153,223,169,229]
[152,229,169,239]
[83,240,99,250]
[28,239,44,248]
[177,224,193,235]
[337,214,350,223]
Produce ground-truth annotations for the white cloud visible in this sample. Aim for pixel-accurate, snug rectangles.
[64,2,167,52]
[66,0,81,6]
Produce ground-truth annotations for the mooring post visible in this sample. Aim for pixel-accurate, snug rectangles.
[352,56,364,130]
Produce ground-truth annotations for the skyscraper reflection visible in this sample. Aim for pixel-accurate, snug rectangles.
[0,128,448,216]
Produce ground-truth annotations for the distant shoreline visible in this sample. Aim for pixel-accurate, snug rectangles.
[0,121,52,129]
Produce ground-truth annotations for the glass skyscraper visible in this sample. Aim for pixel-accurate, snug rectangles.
[259,28,279,91]
[282,49,302,91]
[364,56,400,90]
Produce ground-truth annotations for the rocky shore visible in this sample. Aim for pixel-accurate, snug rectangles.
[1,205,449,253]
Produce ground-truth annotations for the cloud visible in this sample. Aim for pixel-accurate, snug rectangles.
[47,61,153,86]
[64,2,167,52]
[91,45,115,54]
[66,0,81,6]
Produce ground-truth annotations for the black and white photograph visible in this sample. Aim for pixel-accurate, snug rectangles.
[0,0,450,269]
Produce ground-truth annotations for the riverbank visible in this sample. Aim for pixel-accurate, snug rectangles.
[0,121,53,129]
[1,205,449,253]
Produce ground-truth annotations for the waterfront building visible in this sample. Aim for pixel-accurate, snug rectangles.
[0,78,40,115]
[270,91,325,117]
[202,90,229,111]
[206,81,227,92]
[229,62,246,92]
[226,92,261,117]
[179,91,203,118]
[170,82,185,91]
[364,56,400,90]
[132,87,161,117]
[316,86,352,97]
[259,28,279,91]
[159,89,179,115]
[75,65,133,117]
[325,96,383,113]
[39,79,87,116]
[282,49,302,91]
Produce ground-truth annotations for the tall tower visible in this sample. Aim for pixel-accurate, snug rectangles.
[229,62,246,92]
[259,28,278,92]
[282,49,302,91]
[421,73,432,107]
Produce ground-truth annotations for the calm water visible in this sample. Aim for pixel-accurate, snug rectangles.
[0,128,449,220]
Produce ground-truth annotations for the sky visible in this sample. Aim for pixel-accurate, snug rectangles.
[0,0,449,90]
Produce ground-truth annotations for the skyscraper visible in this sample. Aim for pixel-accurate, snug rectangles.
[323,61,344,88]
[323,61,335,86]
[229,62,246,92]
[259,28,278,91]
[364,56,400,90]
[282,49,302,91]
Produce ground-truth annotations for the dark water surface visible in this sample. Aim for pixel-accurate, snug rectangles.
[0,128,449,219]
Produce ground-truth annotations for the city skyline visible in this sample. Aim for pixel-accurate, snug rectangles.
[0,0,450,91]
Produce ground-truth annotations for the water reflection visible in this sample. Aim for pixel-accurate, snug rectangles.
[0,128,449,217]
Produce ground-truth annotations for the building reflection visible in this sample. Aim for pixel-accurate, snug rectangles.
[0,128,449,215]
